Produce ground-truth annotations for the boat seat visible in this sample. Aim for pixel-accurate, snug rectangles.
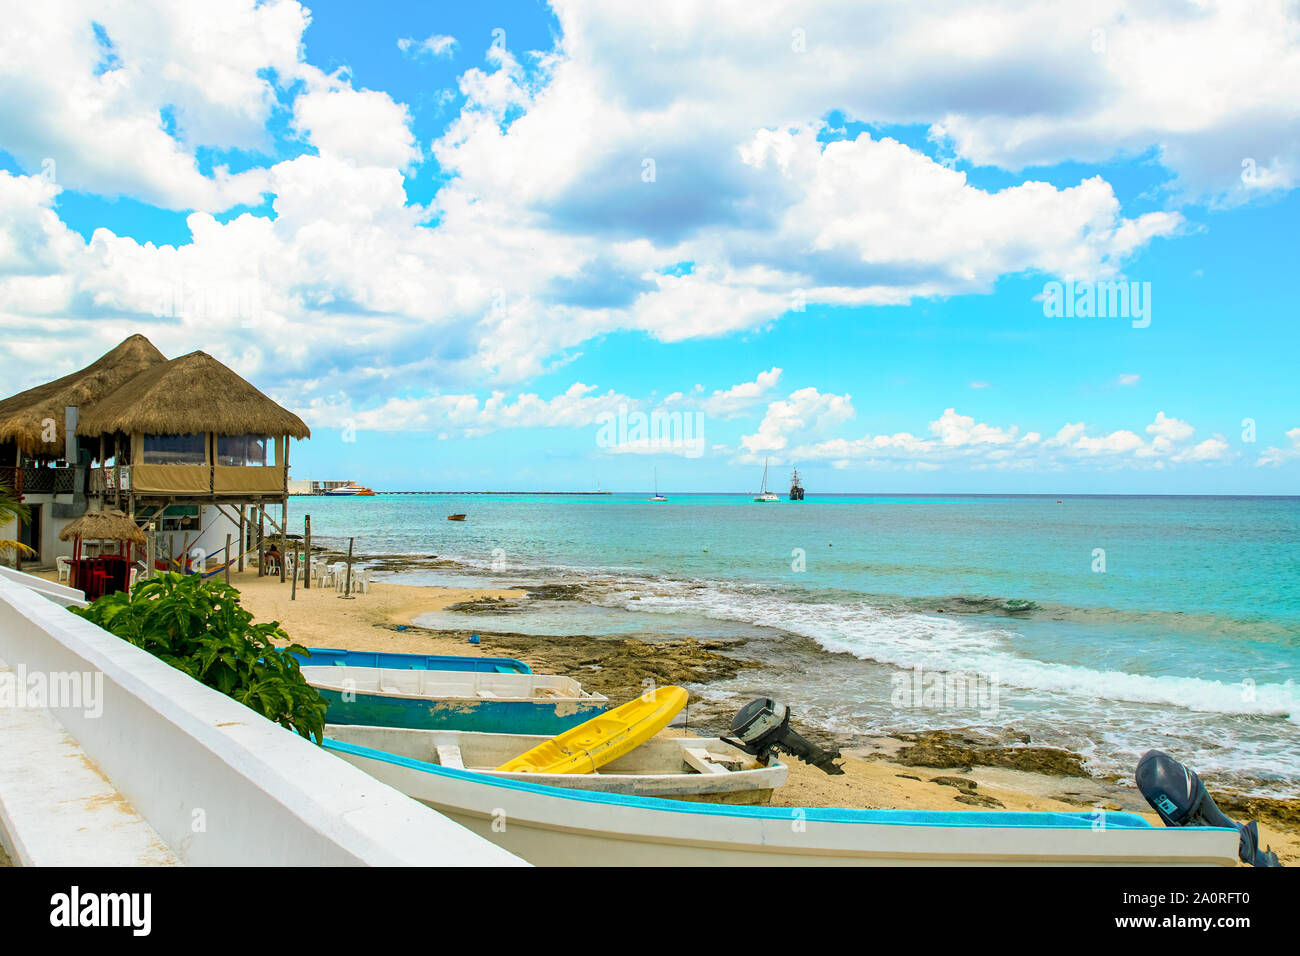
[434,743,465,769]
[682,747,730,775]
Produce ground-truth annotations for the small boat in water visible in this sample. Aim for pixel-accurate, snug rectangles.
[302,665,608,735]
[324,725,787,804]
[753,458,779,502]
[327,743,1240,866]
[649,467,666,502]
[290,647,529,674]
[789,467,804,500]
[447,514,467,521]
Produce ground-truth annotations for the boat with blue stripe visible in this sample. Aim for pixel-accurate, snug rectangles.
[291,646,530,674]
[324,736,1241,866]
[302,664,608,736]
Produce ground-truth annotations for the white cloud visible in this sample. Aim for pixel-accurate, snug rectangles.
[1257,428,1300,467]
[291,68,421,169]
[1117,373,1140,386]
[300,381,633,436]
[0,0,1296,414]
[740,387,855,454]
[398,34,457,58]
[784,409,1231,471]
[699,367,782,418]
[0,0,306,210]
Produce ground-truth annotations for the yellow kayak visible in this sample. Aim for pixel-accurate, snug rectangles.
[495,686,689,774]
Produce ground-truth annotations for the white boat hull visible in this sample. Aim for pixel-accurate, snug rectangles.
[325,725,786,803]
[325,739,1240,866]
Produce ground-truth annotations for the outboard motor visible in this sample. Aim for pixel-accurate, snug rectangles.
[1136,749,1281,867]
[724,698,844,775]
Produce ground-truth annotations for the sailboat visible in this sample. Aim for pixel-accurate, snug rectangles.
[650,468,667,502]
[753,459,780,502]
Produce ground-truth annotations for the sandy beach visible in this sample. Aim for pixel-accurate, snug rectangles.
[221,568,1299,864]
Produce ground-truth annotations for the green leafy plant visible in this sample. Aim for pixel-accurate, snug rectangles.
[72,571,327,742]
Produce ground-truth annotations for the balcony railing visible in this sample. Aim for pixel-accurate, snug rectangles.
[3,464,76,496]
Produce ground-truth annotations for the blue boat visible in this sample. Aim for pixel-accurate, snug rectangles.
[291,646,530,674]
[300,664,609,735]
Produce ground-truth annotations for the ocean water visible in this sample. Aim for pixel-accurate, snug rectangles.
[297,493,1300,795]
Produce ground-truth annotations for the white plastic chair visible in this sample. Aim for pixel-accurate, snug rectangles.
[56,556,71,582]
[354,569,370,595]
[128,567,139,590]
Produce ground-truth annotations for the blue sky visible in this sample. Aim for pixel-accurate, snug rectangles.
[1,1,1298,492]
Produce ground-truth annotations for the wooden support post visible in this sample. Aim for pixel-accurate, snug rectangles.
[257,507,265,577]
[280,496,287,583]
[237,506,245,572]
[303,514,311,590]
[145,527,155,581]
[340,537,355,599]
[225,534,232,586]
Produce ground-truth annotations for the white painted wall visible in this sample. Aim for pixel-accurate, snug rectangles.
[0,572,525,866]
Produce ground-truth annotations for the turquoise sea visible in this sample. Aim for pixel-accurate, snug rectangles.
[298,493,1300,795]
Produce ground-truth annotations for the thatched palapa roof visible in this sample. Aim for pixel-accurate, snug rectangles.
[77,350,310,440]
[0,334,167,455]
[58,509,147,546]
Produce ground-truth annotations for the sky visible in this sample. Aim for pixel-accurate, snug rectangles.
[0,0,1298,493]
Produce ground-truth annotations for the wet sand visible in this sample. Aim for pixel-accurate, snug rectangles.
[227,570,1300,864]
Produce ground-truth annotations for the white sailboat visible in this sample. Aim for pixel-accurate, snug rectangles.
[650,468,667,502]
[753,458,779,502]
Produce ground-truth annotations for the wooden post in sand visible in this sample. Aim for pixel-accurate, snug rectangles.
[237,506,245,572]
[290,538,297,601]
[257,507,265,577]
[303,515,311,590]
[225,534,231,585]
[340,537,355,599]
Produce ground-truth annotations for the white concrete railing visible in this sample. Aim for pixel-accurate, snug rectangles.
[0,573,525,866]
[0,565,88,608]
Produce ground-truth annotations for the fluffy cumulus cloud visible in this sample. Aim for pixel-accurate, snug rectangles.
[0,0,307,209]
[0,0,1297,425]
[740,387,855,454]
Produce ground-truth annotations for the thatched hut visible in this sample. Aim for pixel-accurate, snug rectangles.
[58,509,147,548]
[0,334,166,459]
[2,334,310,580]
[77,350,310,497]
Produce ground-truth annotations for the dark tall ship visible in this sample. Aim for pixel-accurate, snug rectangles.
[789,467,805,500]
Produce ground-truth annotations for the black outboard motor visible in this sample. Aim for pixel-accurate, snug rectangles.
[724,698,844,775]
[1136,749,1281,867]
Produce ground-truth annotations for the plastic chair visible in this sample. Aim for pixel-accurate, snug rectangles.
[56,556,71,582]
